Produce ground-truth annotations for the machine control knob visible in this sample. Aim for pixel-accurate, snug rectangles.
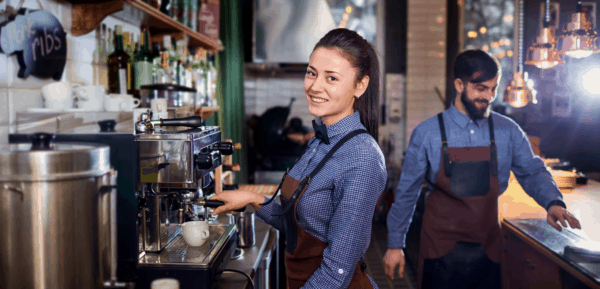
[29,133,55,150]
[214,142,234,155]
[98,120,117,132]
[195,153,213,169]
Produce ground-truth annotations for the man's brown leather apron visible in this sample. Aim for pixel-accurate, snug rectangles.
[265,129,373,289]
[416,114,502,289]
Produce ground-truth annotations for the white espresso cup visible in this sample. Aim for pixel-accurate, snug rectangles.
[181,220,210,247]
[74,85,106,111]
[41,81,73,110]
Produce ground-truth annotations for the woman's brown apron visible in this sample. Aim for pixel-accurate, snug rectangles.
[264,129,374,289]
[416,114,502,289]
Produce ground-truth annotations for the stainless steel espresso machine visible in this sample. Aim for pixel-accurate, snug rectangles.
[10,110,240,289]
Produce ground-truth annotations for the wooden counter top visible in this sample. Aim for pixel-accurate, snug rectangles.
[499,176,600,288]
[499,176,600,244]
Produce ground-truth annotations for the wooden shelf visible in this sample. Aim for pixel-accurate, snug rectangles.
[71,0,224,52]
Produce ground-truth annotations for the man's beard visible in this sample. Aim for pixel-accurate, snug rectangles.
[461,91,490,120]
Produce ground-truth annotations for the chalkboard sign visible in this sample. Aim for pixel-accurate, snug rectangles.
[0,8,67,80]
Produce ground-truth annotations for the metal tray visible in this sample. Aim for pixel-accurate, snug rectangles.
[138,224,236,268]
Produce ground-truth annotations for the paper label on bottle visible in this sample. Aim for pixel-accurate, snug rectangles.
[119,68,127,94]
[135,61,152,90]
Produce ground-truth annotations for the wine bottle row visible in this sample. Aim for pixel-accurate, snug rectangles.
[146,0,200,32]
[107,25,218,107]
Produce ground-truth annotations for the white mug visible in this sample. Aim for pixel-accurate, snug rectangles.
[74,85,106,111]
[151,278,180,289]
[105,98,123,112]
[181,220,210,247]
[41,81,73,110]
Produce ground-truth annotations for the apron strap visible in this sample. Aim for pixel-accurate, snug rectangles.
[437,114,452,177]
[308,129,369,179]
[488,115,498,177]
[273,129,369,216]
[259,139,314,206]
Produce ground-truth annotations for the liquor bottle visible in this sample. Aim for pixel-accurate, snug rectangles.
[182,0,189,26]
[135,27,153,92]
[190,0,197,31]
[169,37,180,84]
[151,42,161,84]
[160,0,171,16]
[123,32,136,96]
[172,0,182,22]
[108,25,130,95]
[206,53,217,107]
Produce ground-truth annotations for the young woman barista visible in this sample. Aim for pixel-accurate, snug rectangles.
[210,28,387,289]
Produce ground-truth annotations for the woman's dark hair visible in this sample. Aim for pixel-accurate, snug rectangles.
[313,28,380,140]
[453,50,501,84]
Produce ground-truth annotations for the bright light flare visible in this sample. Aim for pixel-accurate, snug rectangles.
[582,68,600,95]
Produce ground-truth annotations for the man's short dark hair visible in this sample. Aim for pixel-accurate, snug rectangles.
[453,50,501,84]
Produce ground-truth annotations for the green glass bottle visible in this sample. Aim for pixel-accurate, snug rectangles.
[108,25,130,95]
[135,27,153,92]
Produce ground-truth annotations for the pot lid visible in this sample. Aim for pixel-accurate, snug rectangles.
[140,84,196,92]
[0,133,111,181]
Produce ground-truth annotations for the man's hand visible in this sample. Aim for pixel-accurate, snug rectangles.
[547,205,581,232]
[383,248,405,281]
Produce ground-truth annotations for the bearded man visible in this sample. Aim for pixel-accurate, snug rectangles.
[382,50,581,289]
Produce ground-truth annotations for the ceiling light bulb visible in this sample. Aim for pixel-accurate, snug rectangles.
[558,7,598,58]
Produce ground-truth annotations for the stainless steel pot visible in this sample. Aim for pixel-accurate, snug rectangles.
[0,133,122,289]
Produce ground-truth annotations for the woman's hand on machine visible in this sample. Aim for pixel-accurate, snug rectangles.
[209,190,264,215]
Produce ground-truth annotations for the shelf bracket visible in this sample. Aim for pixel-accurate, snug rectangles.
[72,0,124,36]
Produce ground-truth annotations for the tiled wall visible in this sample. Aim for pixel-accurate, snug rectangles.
[0,0,144,143]
[244,72,315,129]
[405,0,447,149]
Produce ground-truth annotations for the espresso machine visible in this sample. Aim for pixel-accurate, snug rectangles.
[10,110,240,289]
[133,111,240,288]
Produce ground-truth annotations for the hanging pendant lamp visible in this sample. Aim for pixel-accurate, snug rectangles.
[558,1,598,59]
[504,0,536,108]
[526,0,563,69]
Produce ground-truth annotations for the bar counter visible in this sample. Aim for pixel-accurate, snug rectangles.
[499,178,600,289]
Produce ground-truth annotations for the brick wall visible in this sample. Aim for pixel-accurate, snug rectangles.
[405,0,447,149]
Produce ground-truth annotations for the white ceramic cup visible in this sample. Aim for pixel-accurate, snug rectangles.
[151,278,180,289]
[41,81,73,110]
[181,220,210,247]
[105,98,123,112]
[74,85,106,111]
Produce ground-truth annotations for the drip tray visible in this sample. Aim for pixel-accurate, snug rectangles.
[139,224,235,268]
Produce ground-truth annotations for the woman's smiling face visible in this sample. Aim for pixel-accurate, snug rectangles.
[304,47,368,126]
